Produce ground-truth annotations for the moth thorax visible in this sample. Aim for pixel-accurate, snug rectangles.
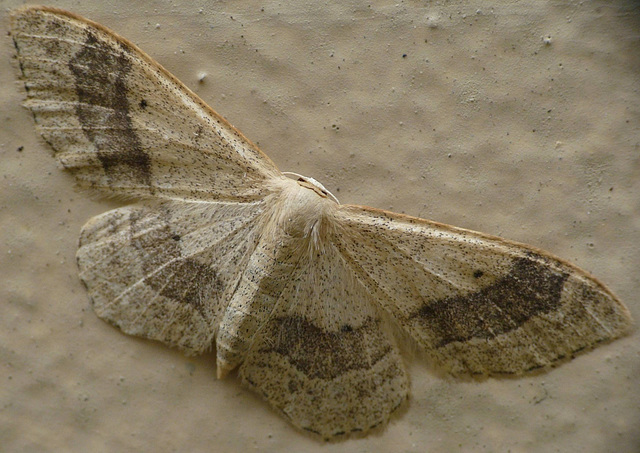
[277,177,337,240]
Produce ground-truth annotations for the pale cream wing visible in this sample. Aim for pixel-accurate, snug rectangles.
[11,6,281,202]
[77,200,267,354]
[238,241,408,439]
[334,205,633,376]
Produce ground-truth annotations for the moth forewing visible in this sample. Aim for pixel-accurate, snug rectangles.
[334,205,632,376]
[10,5,282,202]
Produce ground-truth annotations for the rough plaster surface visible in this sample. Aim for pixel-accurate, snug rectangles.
[1,1,638,452]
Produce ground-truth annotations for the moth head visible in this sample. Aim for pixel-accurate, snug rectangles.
[283,172,340,204]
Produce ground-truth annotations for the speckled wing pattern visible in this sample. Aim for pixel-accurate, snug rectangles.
[76,200,267,354]
[11,6,280,202]
[335,205,632,376]
[12,6,632,441]
[238,238,408,437]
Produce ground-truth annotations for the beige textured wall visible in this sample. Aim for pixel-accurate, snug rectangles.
[1,1,638,451]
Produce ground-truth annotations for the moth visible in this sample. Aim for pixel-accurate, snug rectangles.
[11,6,632,439]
